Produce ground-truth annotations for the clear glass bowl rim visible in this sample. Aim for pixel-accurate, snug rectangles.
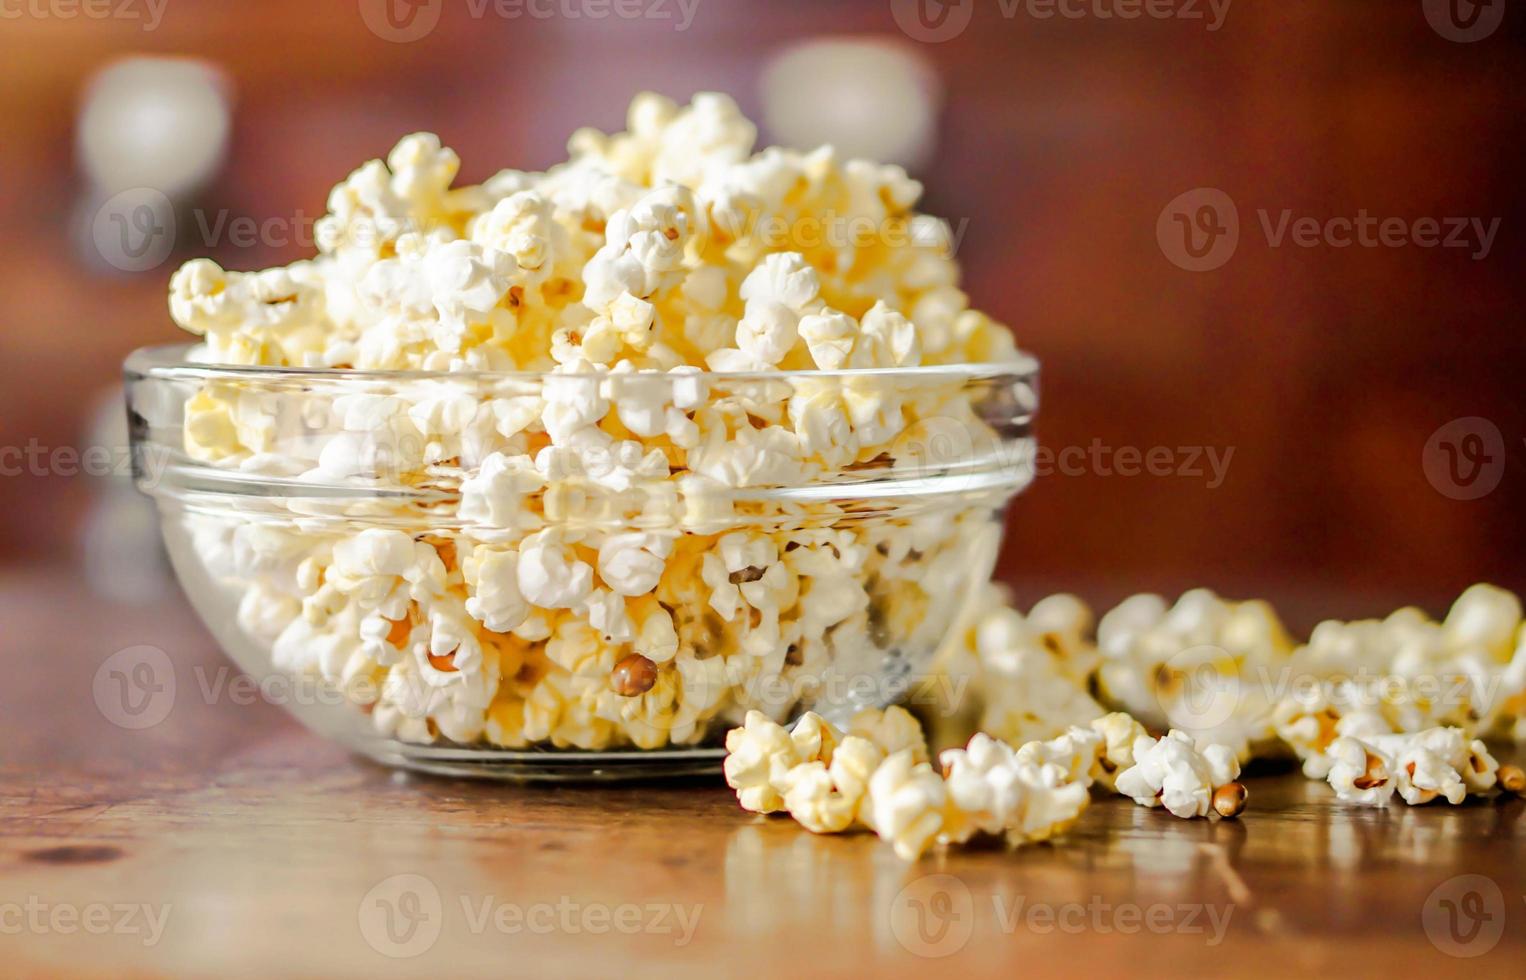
[125,343,1039,387]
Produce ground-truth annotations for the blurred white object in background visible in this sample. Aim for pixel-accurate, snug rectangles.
[77,57,232,197]
[75,57,231,274]
[760,37,941,170]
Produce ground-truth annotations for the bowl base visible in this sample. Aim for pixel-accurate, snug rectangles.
[354,740,726,781]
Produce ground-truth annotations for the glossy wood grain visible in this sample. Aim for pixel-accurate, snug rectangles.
[2,569,1523,977]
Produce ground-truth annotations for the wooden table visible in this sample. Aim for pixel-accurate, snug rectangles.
[3,569,1523,978]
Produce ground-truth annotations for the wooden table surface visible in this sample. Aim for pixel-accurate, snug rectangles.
[3,568,1524,979]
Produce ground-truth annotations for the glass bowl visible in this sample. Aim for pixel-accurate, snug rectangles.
[125,344,1037,779]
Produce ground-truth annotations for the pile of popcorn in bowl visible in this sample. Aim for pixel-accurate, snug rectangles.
[127,92,1036,775]
[127,92,1523,854]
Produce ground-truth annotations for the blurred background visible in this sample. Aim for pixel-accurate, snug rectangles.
[2,0,1523,629]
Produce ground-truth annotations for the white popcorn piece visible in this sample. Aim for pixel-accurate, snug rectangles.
[775,733,886,836]
[798,311,858,370]
[1442,583,1522,657]
[723,710,839,814]
[1089,712,1149,790]
[1113,730,1243,819]
[936,584,1106,750]
[733,253,823,366]
[458,452,544,536]
[846,705,928,764]
[938,732,1091,848]
[1327,728,1502,807]
[516,528,594,610]
[1014,725,1104,788]
[1096,589,1294,761]
[595,531,672,597]
[1325,736,1397,806]
[462,547,529,633]
[866,749,948,862]
[853,302,921,368]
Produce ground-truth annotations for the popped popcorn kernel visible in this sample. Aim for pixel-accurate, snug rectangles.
[1113,730,1243,820]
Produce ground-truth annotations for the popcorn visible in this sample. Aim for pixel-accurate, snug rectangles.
[596,532,673,597]
[1096,589,1294,760]
[940,733,1091,847]
[1325,728,1503,807]
[170,259,326,365]
[927,584,1105,750]
[1089,712,1149,790]
[1324,736,1398,807]
[866,750,947,862]
[516,529,595,610]
[1273,584,1526,774]
[723,710,838,814]
[723,709,1091,861]
[164,92,1031,754]
[846,705,928,763]
[733,254,822,365]
[458,452,545,536]
[798,311,858,370]
[1113,730,1244,819]
[1014,725,1103,787]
